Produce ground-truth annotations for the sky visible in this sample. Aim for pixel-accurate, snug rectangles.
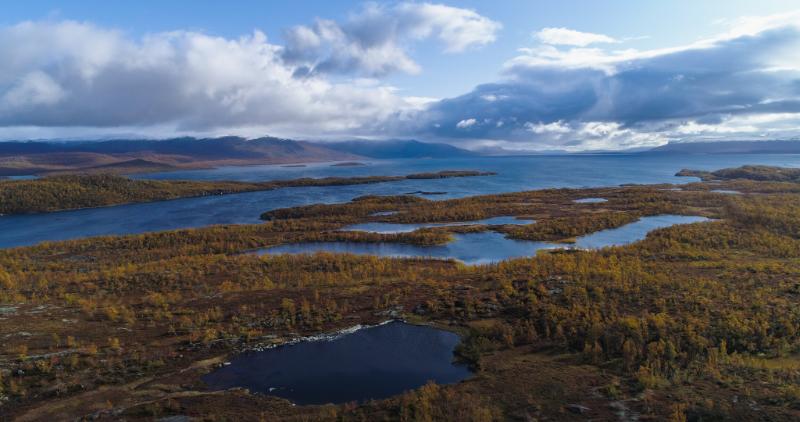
[1,0,799,151]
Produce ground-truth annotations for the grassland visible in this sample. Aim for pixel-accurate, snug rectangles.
[1,166,800,420]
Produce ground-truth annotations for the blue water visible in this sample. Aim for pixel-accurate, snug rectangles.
[256,215,710,265]
[571,215,709,249]
[259,232,557,265]
[0,175,37,180]
[202,321,471,405]
[1,154,795,248]
[343,216,534,234]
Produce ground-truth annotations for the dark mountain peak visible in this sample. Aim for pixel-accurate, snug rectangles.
[0,136,361,175]
[315,139,476,159]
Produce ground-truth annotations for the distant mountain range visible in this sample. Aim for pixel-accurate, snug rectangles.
[0,137,359,176]
[0,137,476,176]
[3,137,800,176]
[647,140,800,154]
[316,139,476,159]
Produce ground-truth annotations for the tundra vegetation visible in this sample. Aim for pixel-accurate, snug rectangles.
[676,164,800,182]
[1,166,800,420]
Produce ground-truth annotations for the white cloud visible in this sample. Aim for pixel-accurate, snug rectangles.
[534,27,617,47]
[0,20,421,138]
[2,71,66,108]
[398,3,501,52]
[456,118,477,128]
[403,96,440,109]
[514,11,800,75]
[579,121,620,137]
[525,120,570,134]
[283,2,500,76]
[506,44,627,73]
[481,94,508,102]
[0,4,500,139]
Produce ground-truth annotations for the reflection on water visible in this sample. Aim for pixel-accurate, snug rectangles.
[256,215,710,265]
[202,321,471,405]
[342,216,534,234]
[258,232,556,265]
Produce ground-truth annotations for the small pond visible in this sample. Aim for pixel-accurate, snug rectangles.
[253,215,710,264]
[202,321,471,405]
[571,215,709,249]
[573,197,608,203]
[369,211,399,217]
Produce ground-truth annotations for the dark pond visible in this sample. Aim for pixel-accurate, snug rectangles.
[202,321,471,405]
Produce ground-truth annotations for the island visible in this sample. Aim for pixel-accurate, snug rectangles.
[0,170,496,215]
[677,165,800,182]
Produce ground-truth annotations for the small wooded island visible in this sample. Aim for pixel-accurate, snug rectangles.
[0,170,495,215]
[2,166,800,420]
[677,164,800,182]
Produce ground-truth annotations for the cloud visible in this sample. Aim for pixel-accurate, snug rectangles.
[525,120,570,134]
[2,71,66,108]
[405,11,800,150]
[0,20,418,138]
[0,4,499,139]
[282,2,500,76]
[534,27,617,47]
[456,118,477,128]
[2,9,800,151]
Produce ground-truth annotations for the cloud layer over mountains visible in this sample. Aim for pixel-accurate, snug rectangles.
[416,12,800,150]
[0,4,798,150]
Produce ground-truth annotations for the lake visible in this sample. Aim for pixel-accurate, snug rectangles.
[255,215,710,264]
[201,321,471,405]
[1,154,795,248]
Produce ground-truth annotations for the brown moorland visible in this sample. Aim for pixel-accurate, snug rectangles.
[1,166,800,420]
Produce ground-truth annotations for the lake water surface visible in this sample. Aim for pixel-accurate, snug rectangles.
[1,154,792,248]
[202,321,471,405]
[256,215,710,264]
[574,197,608,203]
